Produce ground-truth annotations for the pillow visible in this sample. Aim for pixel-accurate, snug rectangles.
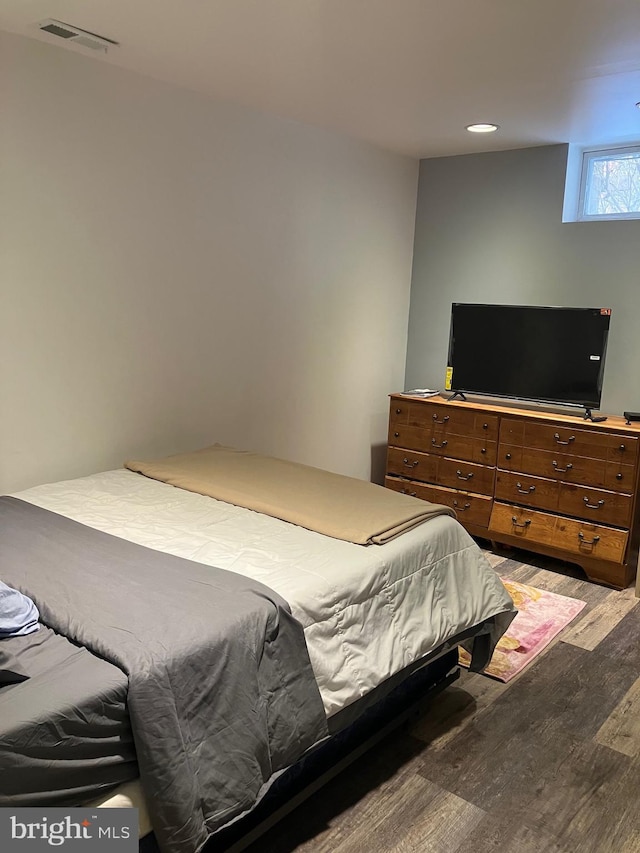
[0,581,39,638]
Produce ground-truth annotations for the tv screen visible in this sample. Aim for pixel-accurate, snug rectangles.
[447,304,611,409]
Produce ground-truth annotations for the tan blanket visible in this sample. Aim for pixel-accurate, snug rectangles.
[125,445,455,545]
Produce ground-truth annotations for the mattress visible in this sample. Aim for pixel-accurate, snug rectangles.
[14,468,514,717]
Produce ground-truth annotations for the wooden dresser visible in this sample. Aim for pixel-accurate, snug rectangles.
[385,393,640,589]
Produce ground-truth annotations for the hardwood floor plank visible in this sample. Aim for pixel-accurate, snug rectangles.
[590,600,640,667]
[455,812,566,853]
[330,775,484,853]
[540,649,640,740]
[595,675,640,757]
[517,737,638,853]
[619,828,640,852]
[520,568,610,608]
[561,586,638,651]
[492,557,540,584]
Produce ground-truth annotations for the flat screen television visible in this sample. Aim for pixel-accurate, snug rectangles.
[447,304,611,410]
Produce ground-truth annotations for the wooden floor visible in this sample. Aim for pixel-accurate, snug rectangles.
[243,549,640,853]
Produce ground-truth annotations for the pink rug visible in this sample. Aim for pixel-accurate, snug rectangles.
[459,578,586,682]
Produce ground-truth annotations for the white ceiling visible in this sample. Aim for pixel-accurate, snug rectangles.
[2,0,640,159]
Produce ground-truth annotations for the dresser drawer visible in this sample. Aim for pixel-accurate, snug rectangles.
[435,457,495,495]
[490,502,628,564]
[388,423,496,465]
[386,447,495,495]
[498,445,634,493]
[495,471,559,513]
[495,470,632,527]
[558,483,633,528]
[386,447,438,482]
[500,418,638,464]
[385,477,492,527]
[389,400,499,441]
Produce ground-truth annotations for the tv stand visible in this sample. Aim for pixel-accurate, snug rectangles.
[584,408,608,423]
[385,393,640,589]
[447,391,467,402]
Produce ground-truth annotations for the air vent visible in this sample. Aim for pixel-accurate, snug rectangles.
[37,19,119,53]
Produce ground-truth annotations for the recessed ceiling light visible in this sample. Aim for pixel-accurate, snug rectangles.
[466,123,499,133]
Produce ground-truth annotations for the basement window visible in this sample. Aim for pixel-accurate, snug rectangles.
[578,145,640,221]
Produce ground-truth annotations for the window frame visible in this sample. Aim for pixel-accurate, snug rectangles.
[578,144,640,222]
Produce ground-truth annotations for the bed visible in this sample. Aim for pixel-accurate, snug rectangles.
[0,447,515,853]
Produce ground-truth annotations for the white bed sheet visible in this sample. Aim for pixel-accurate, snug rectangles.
[14,468,513,718]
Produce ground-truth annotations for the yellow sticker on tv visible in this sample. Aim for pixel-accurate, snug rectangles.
[445,366,453,391]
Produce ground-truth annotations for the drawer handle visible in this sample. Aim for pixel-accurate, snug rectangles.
[453,500,471,511]
[394,431,400,437]
[505,453,512,460]
[616,473,623,481]
[403,458,419,468]
[554,433,575,446]
[511,516,532,529]
[583,497,605,509]
[578,532,601,546]
[552,461,573,473]
[432,414,450,424]
[619,444,626,453]
[395,408,402,414]
[401,489,417,497]
[516,482,536,494]
[456,470,474,481]
[482,423,489,430]
[431,438,448,448]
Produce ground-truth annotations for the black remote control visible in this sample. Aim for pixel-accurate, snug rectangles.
[624,411,640,424]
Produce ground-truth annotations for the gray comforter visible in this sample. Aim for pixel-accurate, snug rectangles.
[0,497,328,853]
[0,625,136,803]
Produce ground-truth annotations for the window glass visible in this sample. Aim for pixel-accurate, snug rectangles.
[580,147,640,220]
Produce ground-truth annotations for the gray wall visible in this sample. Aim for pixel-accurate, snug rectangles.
[405,144,640,417]
[1,33,418,492]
